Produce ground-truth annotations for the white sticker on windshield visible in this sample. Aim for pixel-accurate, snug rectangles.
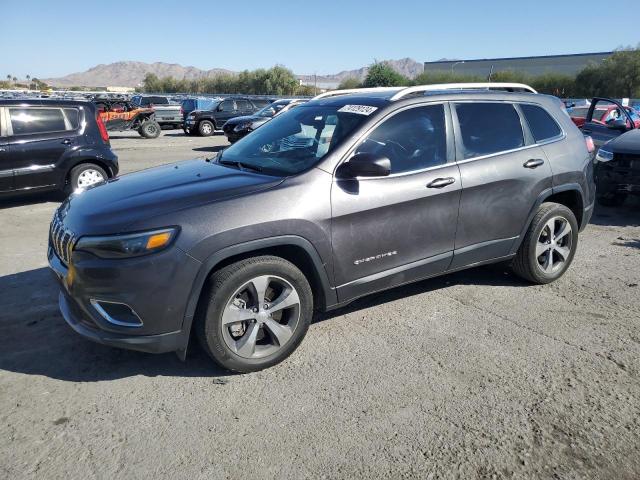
[338,104,378,116]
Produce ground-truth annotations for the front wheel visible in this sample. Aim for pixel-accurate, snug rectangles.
[512,203,578,284]
[138,120,161,139]
[198,120,215,137]
[196,256,313,373]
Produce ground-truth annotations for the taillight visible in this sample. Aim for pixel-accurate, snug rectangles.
[96,113,110,144]
[584,135,595,154]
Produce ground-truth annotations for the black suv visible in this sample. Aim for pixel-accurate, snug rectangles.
[222,98,308,143]
[49,83,594,373]
[1,99,118,196]
[184,97,271,136]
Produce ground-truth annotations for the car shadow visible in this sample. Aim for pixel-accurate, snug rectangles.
[192,145,226,154]
[0,262,525,383]
[0,191,62,210]
[0,267,231,382]
[315,262,527,323]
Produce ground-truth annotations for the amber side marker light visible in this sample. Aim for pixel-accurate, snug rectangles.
[146,232,173,250]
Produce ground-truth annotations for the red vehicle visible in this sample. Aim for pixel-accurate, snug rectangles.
[570,105,640,129]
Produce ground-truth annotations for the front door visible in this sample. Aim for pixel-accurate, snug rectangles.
[331,103,461,301]
[450,101,554,267]
[216,100,238,126]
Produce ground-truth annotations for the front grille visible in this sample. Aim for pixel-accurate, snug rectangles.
[50,213,77,266]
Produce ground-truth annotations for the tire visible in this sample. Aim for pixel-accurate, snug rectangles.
[196,255,313,373]
[65,163,107,194]
[597,192,626,207]
[138,120,161,139]
[198,120,215,137]
[512,202,579,284]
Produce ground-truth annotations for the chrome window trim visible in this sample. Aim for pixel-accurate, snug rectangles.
[454,135,566,166]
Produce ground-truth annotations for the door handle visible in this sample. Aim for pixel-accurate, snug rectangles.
[523,159,545,169]
[427,177,456,188]
[61,139,73,145]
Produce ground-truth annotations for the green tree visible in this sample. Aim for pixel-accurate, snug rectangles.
[337,77,362,89]
[362,62,408,88]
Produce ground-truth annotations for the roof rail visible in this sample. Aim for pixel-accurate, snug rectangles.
[312,86,403,100]
[389,83,537,100]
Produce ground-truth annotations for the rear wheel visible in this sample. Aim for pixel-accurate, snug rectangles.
[65,163,107,194]
[198,120,215,137]
[196,256,313,373]
[512,203,578,284]
[138,120,161,139]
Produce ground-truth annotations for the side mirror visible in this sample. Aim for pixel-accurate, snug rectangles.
[217,104,224,112]
[608,119,628,131]
[338,152,391,178]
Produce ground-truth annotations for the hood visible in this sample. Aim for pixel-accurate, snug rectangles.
[224,115,269,126]
[605,129,640,155]
[59,159,283,235]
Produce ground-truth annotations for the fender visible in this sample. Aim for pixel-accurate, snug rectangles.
[509,183,585,255]
[178,235,337,354]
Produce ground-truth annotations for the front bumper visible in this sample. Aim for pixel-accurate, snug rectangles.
[48,241,201,354]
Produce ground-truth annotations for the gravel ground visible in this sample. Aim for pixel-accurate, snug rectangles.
[1,130,639,479]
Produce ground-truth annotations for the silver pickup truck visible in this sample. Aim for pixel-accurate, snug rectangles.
[131,95,183,129]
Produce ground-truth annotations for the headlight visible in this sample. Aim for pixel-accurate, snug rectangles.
[75,227,178,259]
[234,121,254,132]
[595,148,614,163]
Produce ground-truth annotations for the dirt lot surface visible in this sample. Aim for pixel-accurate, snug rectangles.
[1,130,639,479]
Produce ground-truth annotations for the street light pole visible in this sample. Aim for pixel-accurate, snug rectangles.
[451,61,465,75]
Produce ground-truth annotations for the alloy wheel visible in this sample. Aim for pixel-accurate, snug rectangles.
[536,216,573,274]
[221,275,301,359]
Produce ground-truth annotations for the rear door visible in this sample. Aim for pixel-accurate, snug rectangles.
[582,98,635,148]
[0,107,15,192]
[451,101,553,267]
[7,106,81,190]
[236,99,254,116]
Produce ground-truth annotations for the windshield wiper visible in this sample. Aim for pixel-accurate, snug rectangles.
[218,158,263,173]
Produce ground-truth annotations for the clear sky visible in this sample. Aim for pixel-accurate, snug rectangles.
[1,0,638,79]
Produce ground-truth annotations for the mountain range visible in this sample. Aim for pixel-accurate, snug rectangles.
[43,58,425,88]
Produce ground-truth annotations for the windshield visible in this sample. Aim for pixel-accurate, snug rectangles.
[256,102,288,118]
[218,105,372,175]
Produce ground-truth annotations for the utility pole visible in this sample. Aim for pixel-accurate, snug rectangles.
[451,61,465,75]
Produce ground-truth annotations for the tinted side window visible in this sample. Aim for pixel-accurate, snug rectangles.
[63,108,80,129]
[9,108,67,135]
[455,103,524,159]
[520,104,562,142]
[236,100,251,110]
[219,100,235,112]
[354,104,447,174]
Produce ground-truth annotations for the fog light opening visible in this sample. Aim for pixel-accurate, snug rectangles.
[90,299,143,327]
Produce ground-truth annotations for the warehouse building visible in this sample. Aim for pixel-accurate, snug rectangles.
[424,52,613,78]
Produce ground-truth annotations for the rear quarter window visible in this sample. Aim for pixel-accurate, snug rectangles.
[520,104,562,142]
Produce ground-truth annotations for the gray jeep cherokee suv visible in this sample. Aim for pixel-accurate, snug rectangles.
[49,83,595,372]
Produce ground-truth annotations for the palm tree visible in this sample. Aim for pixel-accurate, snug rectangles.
[26,74,31,90]
[12,77,17,83]
[6,74,11,84]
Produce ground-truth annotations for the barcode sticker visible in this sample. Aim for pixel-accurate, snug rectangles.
[338,105,378,116]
